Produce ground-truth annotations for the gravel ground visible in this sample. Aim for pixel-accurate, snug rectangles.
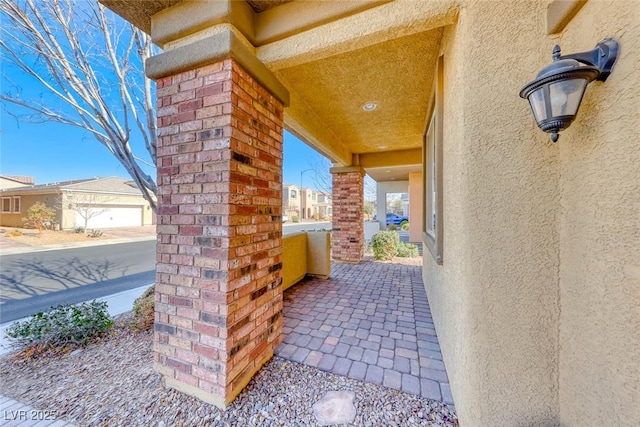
[0,226,155,248]
[0,313,458,426]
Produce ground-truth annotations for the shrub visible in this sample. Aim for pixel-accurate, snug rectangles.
[5,301,114,350]
[387,224,397,231]
[400,221,410,231]
[133,285,155,330]
[292,215,299,223]
[396,242,420,258]
[371,231,420,259]
[22,202,55,233]
[74,226,85,234]
[371,231,400,260]
[88,229,103,238]
[6,229,23,237]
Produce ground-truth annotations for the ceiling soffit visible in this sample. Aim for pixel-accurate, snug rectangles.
[246,0,292,14]
[275,28,443,164]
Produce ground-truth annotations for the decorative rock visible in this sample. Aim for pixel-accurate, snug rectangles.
[312,390,357,426]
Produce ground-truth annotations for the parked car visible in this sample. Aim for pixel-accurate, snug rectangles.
[385,212,408,226]
[282,215,289,223]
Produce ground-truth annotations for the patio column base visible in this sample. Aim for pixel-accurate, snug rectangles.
[331,166,365,263]
[152,58,285,408]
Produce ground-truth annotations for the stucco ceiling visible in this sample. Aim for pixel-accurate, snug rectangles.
[276,28,443,180]
[99,0,445,182]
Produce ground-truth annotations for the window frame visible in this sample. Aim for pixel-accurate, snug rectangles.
[1,197,11,213]
[12,196,21,213]
[423,56,444,265]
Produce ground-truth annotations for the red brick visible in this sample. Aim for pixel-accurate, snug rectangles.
[155,58,284,407]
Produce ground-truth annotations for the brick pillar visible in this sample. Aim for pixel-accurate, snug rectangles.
[331,166,365,262]
[154,59,284,408]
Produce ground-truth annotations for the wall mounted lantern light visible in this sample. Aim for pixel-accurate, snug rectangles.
[519,38,619,142]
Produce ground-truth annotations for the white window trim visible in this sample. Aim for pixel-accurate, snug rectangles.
[12,196,21,213]
[1,197,11,213]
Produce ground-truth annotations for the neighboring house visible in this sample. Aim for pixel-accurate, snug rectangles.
[0,177,154,230]
[283,184,332,220]
[300,187,332,220]
[281,184,300,218]
[101,1,639,426]
[0,175,34,190]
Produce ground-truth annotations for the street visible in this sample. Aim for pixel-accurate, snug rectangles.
[0,240,156,323]
[0,222,331,323]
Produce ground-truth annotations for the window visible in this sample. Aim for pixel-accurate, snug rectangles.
[423,56,443,264]
[1,197,11,213]
[12,197,21,213]
[291,190,297,199]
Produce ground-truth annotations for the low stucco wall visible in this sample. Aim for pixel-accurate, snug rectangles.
[408,172,423,243]
[282,231,331,291]
[282,232,308,290]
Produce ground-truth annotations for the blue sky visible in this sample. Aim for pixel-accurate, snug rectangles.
[0,108,327,188]
[0,2,327,189]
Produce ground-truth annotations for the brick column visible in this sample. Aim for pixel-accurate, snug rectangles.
[154,59,284,408]
[331,166,365,262]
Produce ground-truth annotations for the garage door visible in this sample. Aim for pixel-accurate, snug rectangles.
[75,207,142,229]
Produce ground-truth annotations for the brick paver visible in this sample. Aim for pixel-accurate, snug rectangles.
[276,260,455,406]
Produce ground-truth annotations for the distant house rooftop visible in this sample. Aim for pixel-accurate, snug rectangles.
[0,177,143,195]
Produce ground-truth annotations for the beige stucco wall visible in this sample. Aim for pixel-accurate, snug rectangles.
[408,172,423,243]
[0,193,63,228]
[555,2,640,425]
[424,1,639,426]
[282,232,308,290]
[423,2,562,425]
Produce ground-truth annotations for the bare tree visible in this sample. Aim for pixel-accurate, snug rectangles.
[61,192,113,232]
[309,156,333,195]
[0,0,158,211]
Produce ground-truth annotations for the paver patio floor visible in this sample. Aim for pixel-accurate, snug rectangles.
[275,259,455,406]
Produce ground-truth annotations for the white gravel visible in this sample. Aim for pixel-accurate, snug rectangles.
[0,313,458,426]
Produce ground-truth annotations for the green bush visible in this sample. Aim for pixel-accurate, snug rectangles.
[400,221,410,231]
[22,202,55,233]
[292,215,299,223]
[396,242,419,258]
[133,285,155,330]
[371,231,400,260]
[371,230,420,259]
[88,229,103,238]
[5,301,114,350]
[74,226,85,234]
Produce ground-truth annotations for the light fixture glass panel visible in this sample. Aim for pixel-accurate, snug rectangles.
[549,79,588,117]
[528,87,547,122]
